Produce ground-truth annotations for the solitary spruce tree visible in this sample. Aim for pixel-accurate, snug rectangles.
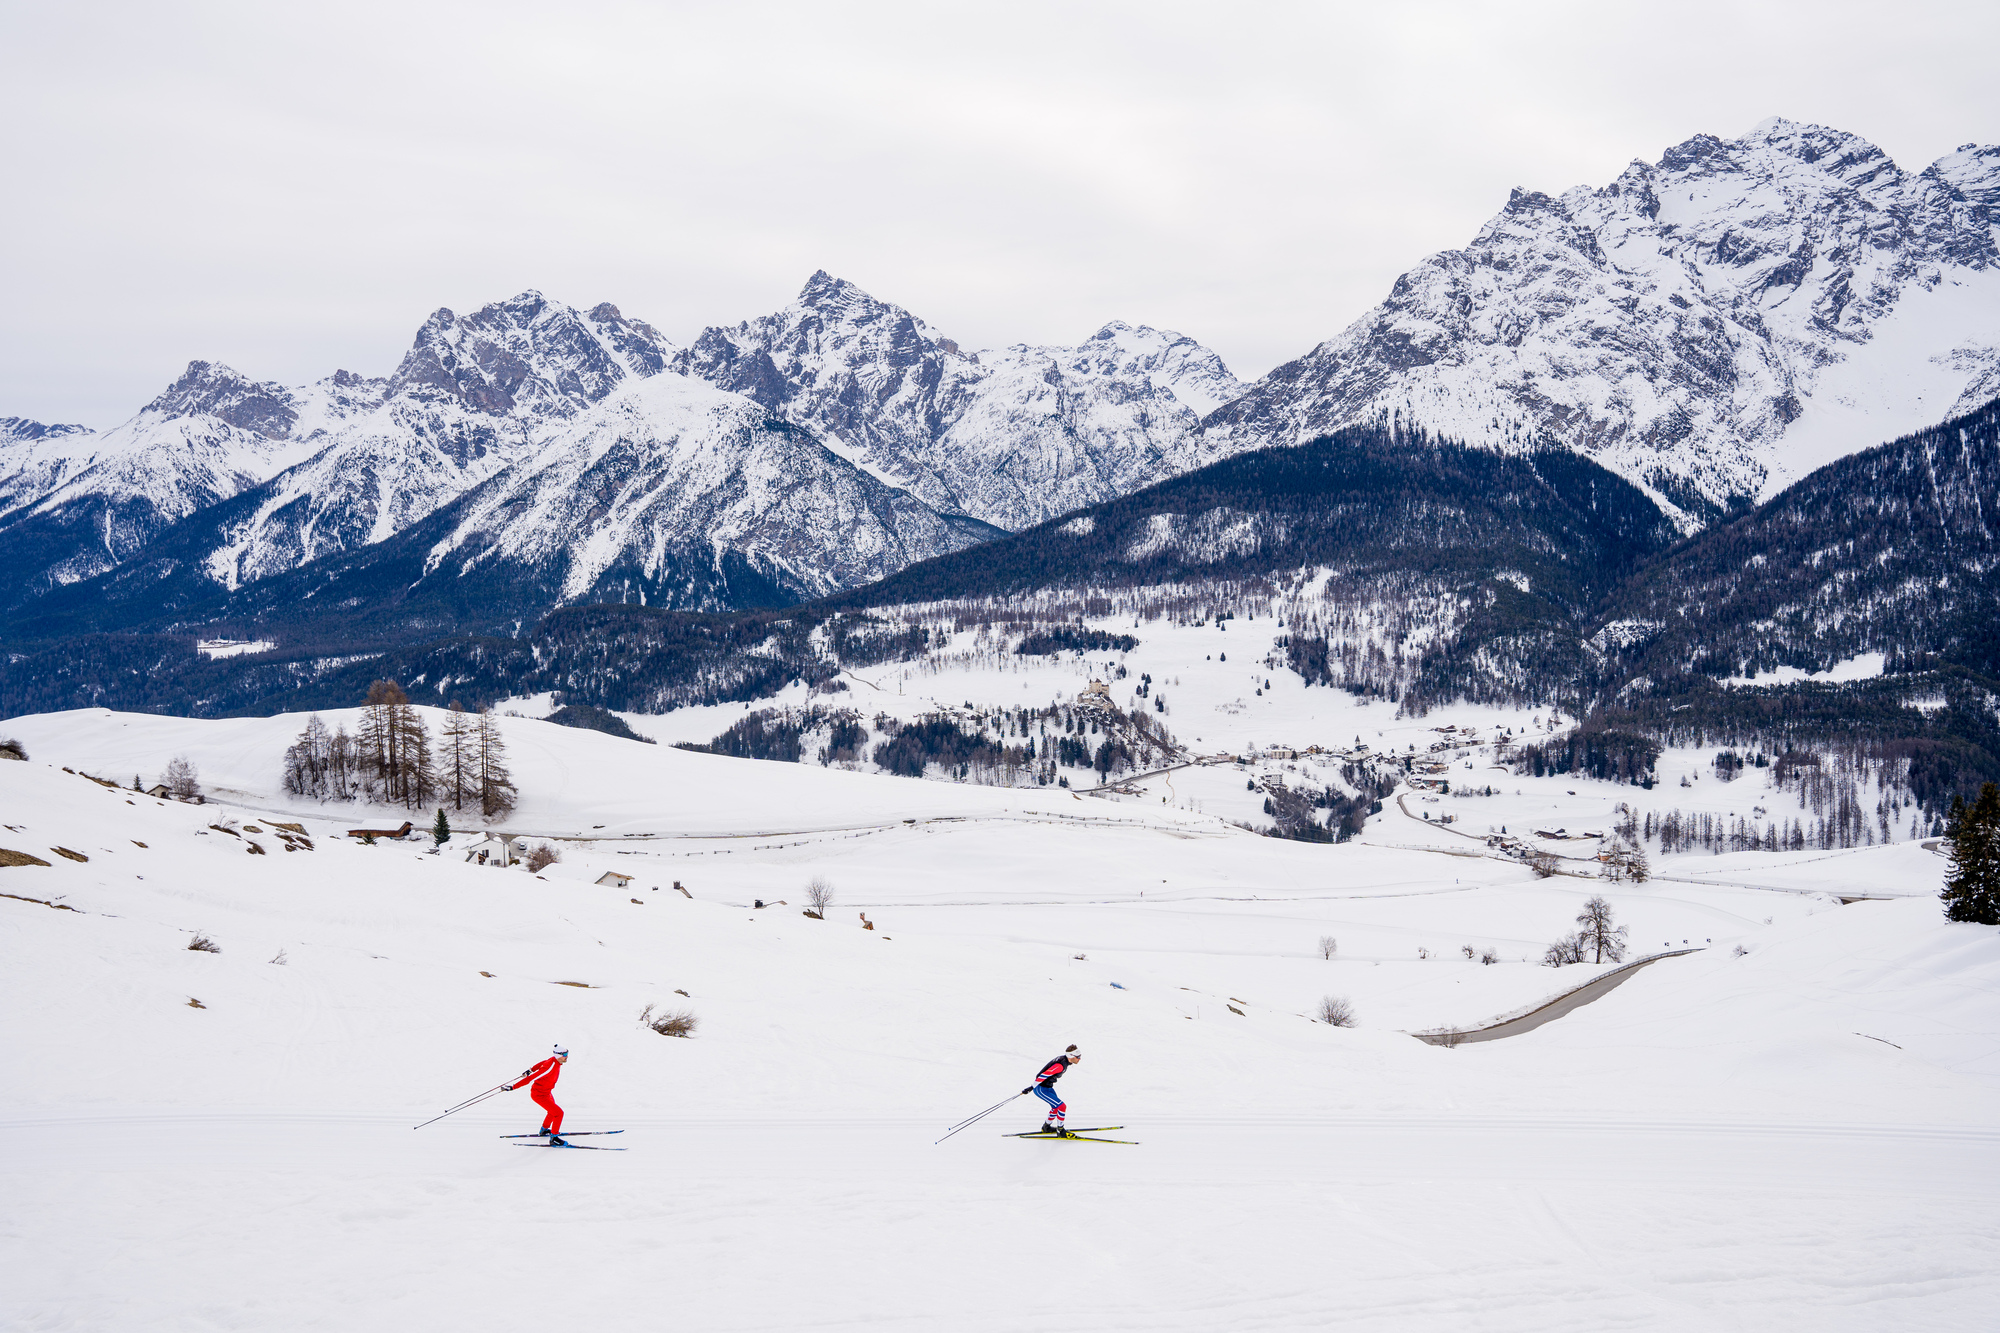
[432,807,451,846]
[1942,782,2000,925]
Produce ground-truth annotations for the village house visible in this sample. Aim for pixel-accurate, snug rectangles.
[595,871,634,888]
[464,833,517,867]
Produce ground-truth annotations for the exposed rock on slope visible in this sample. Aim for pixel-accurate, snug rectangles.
[674,272,1240,530]
[1205,118,2000,525]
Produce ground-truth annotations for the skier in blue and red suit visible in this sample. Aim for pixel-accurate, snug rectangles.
[502,1045,569,1141]
[1023,1044,1081,1136]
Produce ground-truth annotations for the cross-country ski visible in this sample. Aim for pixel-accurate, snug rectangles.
[514,1139,627,1151]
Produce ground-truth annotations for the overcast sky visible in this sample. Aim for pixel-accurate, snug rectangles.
[5,0,1997,427]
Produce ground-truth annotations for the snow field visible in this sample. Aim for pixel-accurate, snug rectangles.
[3,711,1998,1330]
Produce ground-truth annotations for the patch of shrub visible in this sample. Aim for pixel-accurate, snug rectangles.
[1316,995,1356,1027]
[187,934,221,953]
[524,842,560,872]
[638,1004,698,1038]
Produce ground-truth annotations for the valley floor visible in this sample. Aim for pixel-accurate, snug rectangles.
[2,709,1996,1330]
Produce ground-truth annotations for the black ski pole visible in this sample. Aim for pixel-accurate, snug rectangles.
[412,1083,510,1130]
[934,1092,1025,1145]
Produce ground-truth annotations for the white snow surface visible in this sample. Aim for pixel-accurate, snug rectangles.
[1723,651,1888,688]
[194,639,276,660]
[3,705,1996,1330]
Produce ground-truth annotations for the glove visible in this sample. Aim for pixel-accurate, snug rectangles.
[1022,1087,1033,1094]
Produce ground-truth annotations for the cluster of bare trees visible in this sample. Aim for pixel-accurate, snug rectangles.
[283,681,516,815]
[162,754,201,800]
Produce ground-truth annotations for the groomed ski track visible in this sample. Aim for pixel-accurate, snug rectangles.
[7,1112,1993,1330]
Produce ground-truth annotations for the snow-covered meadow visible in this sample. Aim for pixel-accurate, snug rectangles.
[3,703,1997,1331]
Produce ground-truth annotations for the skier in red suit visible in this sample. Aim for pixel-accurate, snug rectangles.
[503,1045,569,1140]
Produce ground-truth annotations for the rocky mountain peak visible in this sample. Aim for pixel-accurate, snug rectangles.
[1933,142,2000,208]
[1071,321,1242,416]
[387,291,676,418]
[2,417,94,445]
[142,361,300,439]
[796,269,892,315]
[780,271,945,364]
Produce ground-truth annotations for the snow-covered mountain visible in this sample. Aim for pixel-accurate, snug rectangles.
[673,272,1241,530]
[0,363,329,600]
[404,370,995,613]
[0,294,685,608]
[12,369,998,640]
[195,292,681,591]
[1,416,99,516]
[1204,118,2000,524]
[1,281,1211,620]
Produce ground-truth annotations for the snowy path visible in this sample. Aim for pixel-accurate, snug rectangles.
[6,1113,1994,1332]
[1413,949,1704,1045]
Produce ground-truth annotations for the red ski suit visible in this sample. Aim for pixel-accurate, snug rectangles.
[508,1057,564,1134]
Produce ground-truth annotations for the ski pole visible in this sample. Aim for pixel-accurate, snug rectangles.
[412,1083,510,1130]
[941,1092,1019,1133]
[934,1092,1025,1145]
